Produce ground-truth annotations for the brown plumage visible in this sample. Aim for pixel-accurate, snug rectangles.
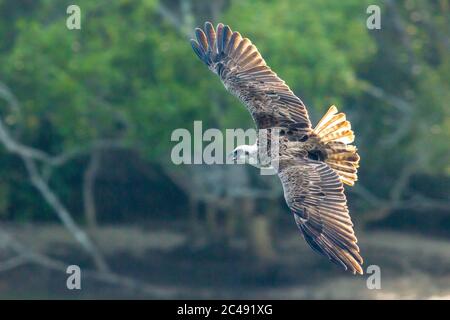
[191,22,362,274]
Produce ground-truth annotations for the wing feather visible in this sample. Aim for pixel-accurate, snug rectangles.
[191,22,311,131]
[192,22,363,274]
[278,160,363,274]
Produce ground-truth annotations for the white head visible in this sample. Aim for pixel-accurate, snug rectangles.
[228,144,259,166]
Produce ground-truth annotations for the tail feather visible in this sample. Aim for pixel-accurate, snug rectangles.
[313,105,360,186]
[314,105,339,132]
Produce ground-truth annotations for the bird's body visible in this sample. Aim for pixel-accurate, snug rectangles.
[191,22,363,274]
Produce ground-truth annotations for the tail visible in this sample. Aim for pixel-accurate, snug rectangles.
[313,105,360,186]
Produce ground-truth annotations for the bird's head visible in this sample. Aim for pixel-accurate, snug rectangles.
[228,144,258,165]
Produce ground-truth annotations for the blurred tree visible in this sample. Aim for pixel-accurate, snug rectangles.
[352,0,450,223]
[0,0,448,261]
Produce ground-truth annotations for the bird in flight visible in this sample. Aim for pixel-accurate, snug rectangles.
[191,22,363,274]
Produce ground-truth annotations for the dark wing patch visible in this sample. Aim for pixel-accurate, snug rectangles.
[191,22,311,132]
[278,159,363,274]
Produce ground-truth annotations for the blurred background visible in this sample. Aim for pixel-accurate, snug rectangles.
[0,0,449,299]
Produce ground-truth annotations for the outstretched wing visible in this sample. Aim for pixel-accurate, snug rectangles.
[278,159,363,274]
[191,22,311,131]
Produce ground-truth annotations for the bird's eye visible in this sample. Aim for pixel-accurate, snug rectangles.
[299,135,309,142]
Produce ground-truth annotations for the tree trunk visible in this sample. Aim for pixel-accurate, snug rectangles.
[188,196,200,242]
[223,197,237,246]
[83,150,101,234]
[205,201,219,241]
[243,199,276,263]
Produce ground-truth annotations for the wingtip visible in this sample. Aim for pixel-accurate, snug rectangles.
[329,105,338,113]
[195,28,208,51]
[344,258,363,275]
[355,265,364,275]
[216,22,224,37]
[351,252,364,275]
[204,21,214,29]
[190,39,205,62]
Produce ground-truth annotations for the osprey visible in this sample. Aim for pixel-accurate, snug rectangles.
[191,22,363,274]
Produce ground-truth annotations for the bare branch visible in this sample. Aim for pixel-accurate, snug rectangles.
[0,82,21,118]
[0,117,54,162]
[359,82,414,146]
[349,183,383,207]
[0,254,28,272]
[353,177,450,225]
[389,161,417,201]
[83,149,101,232]
[22,156,110,272]
[385,0,419,74]
[157,1,194,38]
[0,228,214,298]
[157,3,189,38]
[0,84,111,272]
[0,82,129,170]
[49,139,128,167]
[359,82,411,113]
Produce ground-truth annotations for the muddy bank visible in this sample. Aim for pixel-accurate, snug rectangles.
[1,224,449,299]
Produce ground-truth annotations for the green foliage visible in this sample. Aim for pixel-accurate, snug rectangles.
[1,0,375,153]
[224,0,376,116]
[0,0,447,220]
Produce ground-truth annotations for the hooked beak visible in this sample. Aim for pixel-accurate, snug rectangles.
[227,151,237,163]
